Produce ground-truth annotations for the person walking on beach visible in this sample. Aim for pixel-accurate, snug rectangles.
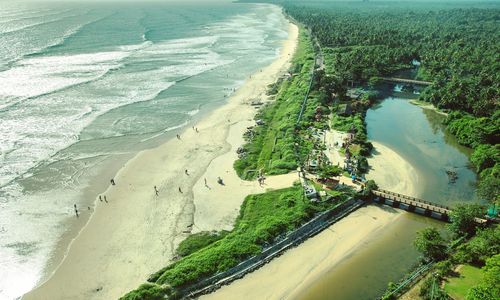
[110,178,115,185]
[176,134,181,140]
[154,186,159,196]
[178,187,183,193]
[74,204,79,218]
[104,195,108,203]
[195,127,199,133]
[99,195,102,202]
[204,178,207,186]
[185,169,189,176]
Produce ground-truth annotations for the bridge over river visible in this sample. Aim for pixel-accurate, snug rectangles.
[381,77,432,86]
[372,189,489,224]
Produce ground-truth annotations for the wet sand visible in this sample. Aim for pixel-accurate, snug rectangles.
[366,141,420,196]
[23,22,299,300]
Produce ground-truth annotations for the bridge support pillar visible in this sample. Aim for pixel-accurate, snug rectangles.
[392,201,400,208]
[408,205,416,212]
[440,213,449,222]
[424,209,432,217]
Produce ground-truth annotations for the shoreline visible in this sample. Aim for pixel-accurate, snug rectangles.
[202,140,421,300]
[23,20,299,300]
[366,141,421,197]
[409,99,448,117]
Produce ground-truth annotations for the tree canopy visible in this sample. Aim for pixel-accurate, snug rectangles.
[414,227,447,261]
[282,2,499,117]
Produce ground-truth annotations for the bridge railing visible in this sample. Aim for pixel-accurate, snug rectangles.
[380,77,432,85]
[373,190,490,224]
[375,189,451,210]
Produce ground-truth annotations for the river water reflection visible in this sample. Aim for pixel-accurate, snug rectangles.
[297,96,479,300]
[366,97,478,205]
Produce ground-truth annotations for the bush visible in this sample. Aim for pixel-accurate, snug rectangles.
[176,231,229,257]
[471,144,499,173]
[414,227,448,261]
[445,112,498,148]
[419,276,450,300]
[448,204,485,238]
[319,165,342,179]
[435,260,454,278]
[453,227,500,265]
[356,157,370,175]
[362,180,378,197]
[477,169,500,203]
[120,283,172,300]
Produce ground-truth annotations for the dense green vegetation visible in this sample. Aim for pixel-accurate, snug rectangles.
[234,29,317,179]
[414,227,447,261]
[447,204,485,238]
[176,231,229,257]
[264,0,500,116]
[419,275,450,300]
[416,222,499,300]
[453,226,500,267]
[445,112,499,204]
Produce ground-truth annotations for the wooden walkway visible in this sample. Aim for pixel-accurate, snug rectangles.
[373,189,488,224]
[381,77,432,86]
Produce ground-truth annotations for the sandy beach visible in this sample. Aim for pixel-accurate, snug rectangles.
[202,141,421,300]
[23,21,299,300]
[366,141,420,197]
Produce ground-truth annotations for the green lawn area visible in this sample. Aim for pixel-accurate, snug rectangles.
[444,265,483,300]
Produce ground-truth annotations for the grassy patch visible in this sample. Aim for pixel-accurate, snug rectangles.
[444,265,483,300]
[234,28,317,179]
[146,186,316,288]
[348,143,361,157]
[176,231,229,257]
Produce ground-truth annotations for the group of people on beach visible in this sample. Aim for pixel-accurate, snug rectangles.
[80,122,228,218]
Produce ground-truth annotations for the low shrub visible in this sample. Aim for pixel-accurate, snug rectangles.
[176,231,229,257]
[148,186,314,289]
[120,283,172,300]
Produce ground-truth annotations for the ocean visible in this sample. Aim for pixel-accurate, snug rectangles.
[0,2,289,299]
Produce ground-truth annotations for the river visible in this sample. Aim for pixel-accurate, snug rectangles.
[297,90,480,300]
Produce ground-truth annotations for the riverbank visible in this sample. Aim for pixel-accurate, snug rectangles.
[202,140,420,299]
[366,141,420,197]
[409,99,448,117]
[23,21,299,300]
